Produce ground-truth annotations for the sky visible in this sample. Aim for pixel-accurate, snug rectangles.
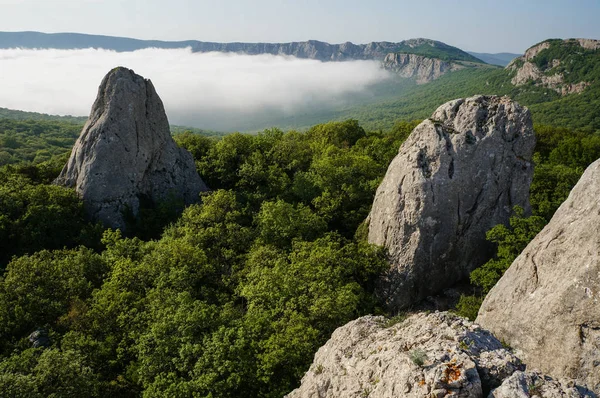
[1,0,599,53]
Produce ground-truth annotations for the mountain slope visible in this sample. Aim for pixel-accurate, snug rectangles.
[508,38,600,95]
[0,107,86,124]
[266,52,600,133]
[391,38,483,62]
[301,39,600,132]
[0,31,197,52]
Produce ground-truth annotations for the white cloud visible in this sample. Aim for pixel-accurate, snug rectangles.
[0,48,392,130]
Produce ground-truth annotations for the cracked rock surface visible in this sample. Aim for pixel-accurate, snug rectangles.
[55,67,207,230]
[367,95,535,310]
[477,158,600,392]
[489,371,597,398]
[382,53,464,84]
[286,312,523,398]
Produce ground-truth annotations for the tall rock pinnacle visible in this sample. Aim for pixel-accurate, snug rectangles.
[367,95,536,310]
[55,67,208,230]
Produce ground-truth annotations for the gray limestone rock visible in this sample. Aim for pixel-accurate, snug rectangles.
[28,329,50,348]
[55,67,207,230]
[489,371,596,398]
[286,312,523,398]
[187,37,479,62]
[367,95,535,310]
[477,158,600,392]
[382,53,464,84]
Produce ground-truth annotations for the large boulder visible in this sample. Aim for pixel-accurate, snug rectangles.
[286,312,524,398]
[477,158,600,391]
[489,371,596,398]
[368,95,535,310]
[55,67,207,230]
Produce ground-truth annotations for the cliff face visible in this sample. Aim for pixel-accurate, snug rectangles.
[189,37,484,64]
[189,39,399,61]
[55,67,208,230]
[382,53,464,83]
[368,95,535,311]
[507,39,600,95]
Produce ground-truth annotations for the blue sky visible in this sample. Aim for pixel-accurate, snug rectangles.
[1,0,599,52]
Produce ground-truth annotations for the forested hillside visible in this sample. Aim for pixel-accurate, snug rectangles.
[0,114,598,396]
[0,119,80,166]
[0,118,228,168]
[0,107,86,124]
[259,39,600,132]
[304,64,600,132]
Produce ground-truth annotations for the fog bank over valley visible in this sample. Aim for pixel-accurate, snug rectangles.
[0,47,392,130]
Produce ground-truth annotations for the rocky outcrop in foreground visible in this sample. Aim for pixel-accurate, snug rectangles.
[477,158,600,391]
[507,39,599,95]
[368,95,535,310]
[382,53,464,84]
[55,67,207,230]
[490,371,596,398]
[287,312,595,397]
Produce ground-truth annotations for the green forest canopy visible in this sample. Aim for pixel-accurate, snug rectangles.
[0,114,599,396]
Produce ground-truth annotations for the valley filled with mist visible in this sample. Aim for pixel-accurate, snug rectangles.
[0,47,396,131]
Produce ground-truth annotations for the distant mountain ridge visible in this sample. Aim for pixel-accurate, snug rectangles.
[0,31,483,63]
[467,52,520,66]
[0,106,86,124]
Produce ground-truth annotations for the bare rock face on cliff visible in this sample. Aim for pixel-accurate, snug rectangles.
[367,95,535,310]
[382,53,464,84]
[507,39,599,95]
[477,158,600,392]
[287,312,524,398]
[55,67,207,230]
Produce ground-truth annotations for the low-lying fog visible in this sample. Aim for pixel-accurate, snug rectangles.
[0,48,393,131]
